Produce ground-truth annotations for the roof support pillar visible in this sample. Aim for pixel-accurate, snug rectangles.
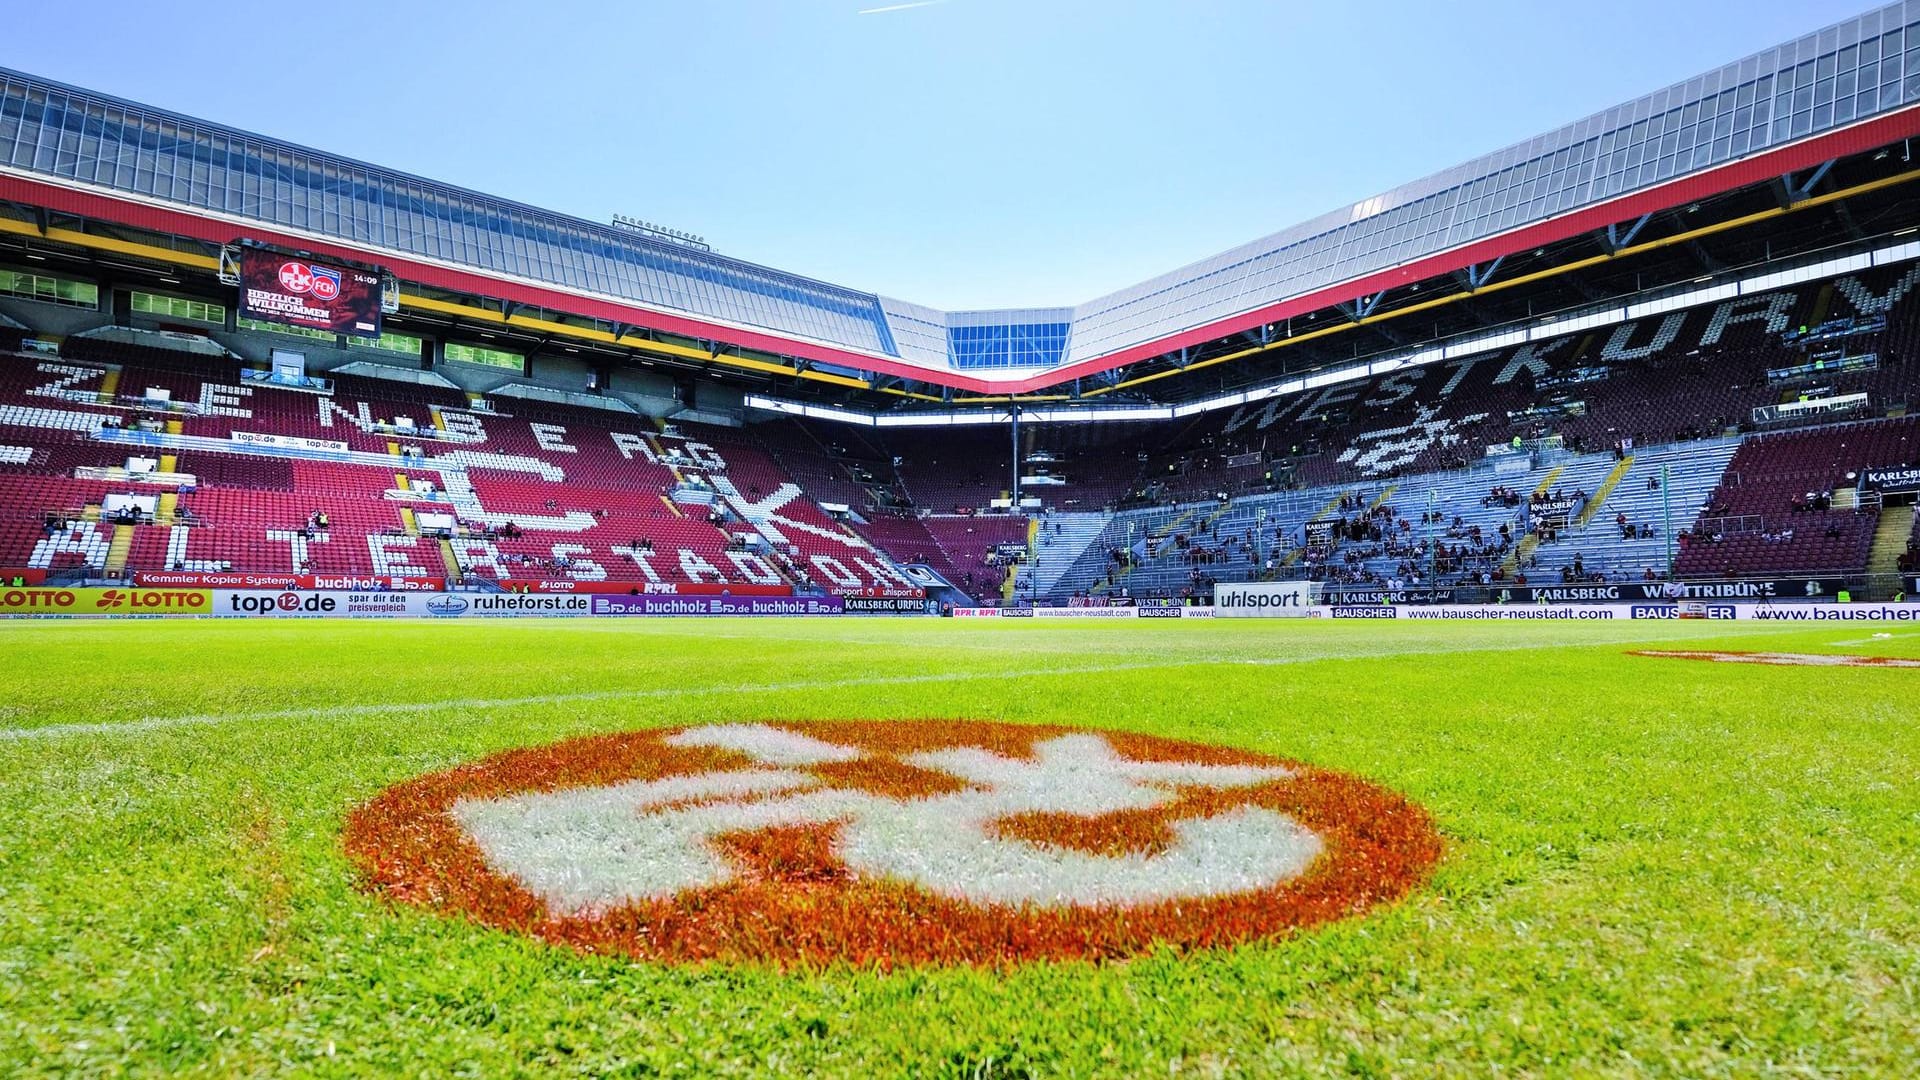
[1603,213,1652,253]
[1786,159,1835,201]
[1344,291,1386,320]
[1773,159,1836,206]
[1462,255,1504,291]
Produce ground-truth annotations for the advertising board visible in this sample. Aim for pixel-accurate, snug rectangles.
[518,581,793,596]
[229,431,349,453]
[1329,606,1399,619]
[1501,579,1849,603]
[0,587,210,615]
[590,594,844,616]
[209,591,591,617]
[1530,496,1578,527]
[843,596,935,614]
[138,572,444,590]
[1214,581,1318,617]
[1862,465,1920,493]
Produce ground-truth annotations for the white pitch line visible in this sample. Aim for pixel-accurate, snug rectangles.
[0,626,1816,744]
[1828,631,1920,646]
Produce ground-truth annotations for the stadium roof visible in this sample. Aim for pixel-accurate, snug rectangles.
[3,3,1920,397]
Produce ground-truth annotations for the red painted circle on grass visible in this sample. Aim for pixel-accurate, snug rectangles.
[1630,649,1920,668]
[344,721,1440,968]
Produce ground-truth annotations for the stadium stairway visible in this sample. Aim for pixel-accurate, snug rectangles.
[1151,507,1197,544]
[1027,512,1109,596]
[1053,505,1177,596]
[1274,489,1360,574]
[1479,467,1561,577]
[103,524,133,576]
[1046,516,1133,596]
[1866,506,1916,596]
[1552,440,1738,580]
[1070,504,1181,594]
[1532,465,1567,501]
[1500,533,1539,579]
[1504,457,1632,575]
[437,539,463,583]
[1197,499,1238,532]
[1093,499,1256,595]
[1572,456,1635,529]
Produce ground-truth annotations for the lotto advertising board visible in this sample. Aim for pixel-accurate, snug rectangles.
[0,587,211,616]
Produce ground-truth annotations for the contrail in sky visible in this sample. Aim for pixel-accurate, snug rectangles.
[858,0,952,14]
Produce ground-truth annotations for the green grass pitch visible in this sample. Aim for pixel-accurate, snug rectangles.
[1,617,1916,1077]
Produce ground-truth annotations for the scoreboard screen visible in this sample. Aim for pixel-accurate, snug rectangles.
[238,250,384,338]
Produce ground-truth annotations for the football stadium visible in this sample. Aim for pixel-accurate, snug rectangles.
[3,2,1920,1075]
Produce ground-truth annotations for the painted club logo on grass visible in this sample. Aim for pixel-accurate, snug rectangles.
[344,721,1440,968]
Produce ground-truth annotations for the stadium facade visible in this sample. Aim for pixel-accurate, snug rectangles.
[1,4,1917,399]
[1,4,1918,607]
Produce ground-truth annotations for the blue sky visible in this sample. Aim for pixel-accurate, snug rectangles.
[2,0,1843,310]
